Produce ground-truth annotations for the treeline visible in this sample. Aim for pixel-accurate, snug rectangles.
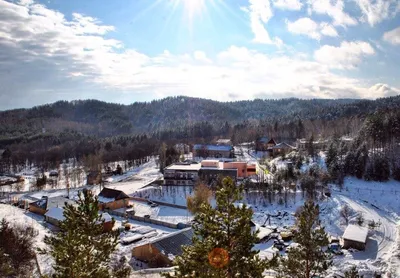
[0,132,158,174]
[2,95,400,140]
[326,109,400,182]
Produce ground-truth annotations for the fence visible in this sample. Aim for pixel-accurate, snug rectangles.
[106,209,189,230]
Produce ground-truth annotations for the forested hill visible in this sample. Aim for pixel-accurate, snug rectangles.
[1,96,400,140]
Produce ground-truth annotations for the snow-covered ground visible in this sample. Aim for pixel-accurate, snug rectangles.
[104,158,162,195]
[0,204,54,276]
[1,148,400,277]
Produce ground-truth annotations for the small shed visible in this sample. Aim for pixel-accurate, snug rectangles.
[342,224,369,250]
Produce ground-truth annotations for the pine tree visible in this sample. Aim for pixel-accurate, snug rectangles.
[164,177,272,278]
[274,201,332,278]
[344,266,363,278]
[39,190,121,278]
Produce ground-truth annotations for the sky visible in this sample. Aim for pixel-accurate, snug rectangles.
[0,0,399,110]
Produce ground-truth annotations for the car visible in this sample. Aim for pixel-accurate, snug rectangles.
[144,215,151,219]
[328,243,344,255]
[150,203,158,207]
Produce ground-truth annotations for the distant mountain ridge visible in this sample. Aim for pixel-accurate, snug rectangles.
[1,95,400,139]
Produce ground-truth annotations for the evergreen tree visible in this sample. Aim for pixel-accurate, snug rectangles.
[39,190,121,278]
[274,201,332,278]
[164,177,272,278]
[344,266,363,278]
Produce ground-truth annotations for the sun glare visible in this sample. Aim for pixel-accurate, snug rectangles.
[179,0,206,22]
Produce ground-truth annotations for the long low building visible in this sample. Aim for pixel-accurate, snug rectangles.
[193,144,234,159]
[163,160,258,185]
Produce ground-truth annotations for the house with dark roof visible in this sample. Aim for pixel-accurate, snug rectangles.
[98,187,130,210]
[270,142,296,156]
[132,228,193,268]
[29,196,76,216]
[192,144,233,159]
[256,137,277,152]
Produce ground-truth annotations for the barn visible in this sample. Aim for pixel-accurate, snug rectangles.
[342,224,369,250]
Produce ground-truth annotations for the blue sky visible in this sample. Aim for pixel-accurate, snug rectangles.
[0,0,399,109]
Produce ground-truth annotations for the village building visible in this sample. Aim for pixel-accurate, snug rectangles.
[192,144,233,159]
[44,207,113,231]
[255,137,277,152]
[98,187,130,210]
[215,138,232,146]
[29,196,75,215]
[163,161,201,186]
[132,228,193,268]
[342,224,369,250]
[270,142,296,156]
[296,138,329,152]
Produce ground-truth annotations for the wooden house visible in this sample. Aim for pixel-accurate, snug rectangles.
[98,187,130,210]
[29,196,75,216]
[270,142,296,156]
[342,224,368,250]
[132,228,193,268]
[255,137,276,152]
[44,207,114,231]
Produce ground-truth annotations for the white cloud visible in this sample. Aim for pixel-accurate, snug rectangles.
[354,0,397,26]
[314,41,375,69]
[287,17,320,39]
[308,0,357,26]
[287,18,338,40]
[273,0,303,10]
[383,26,400,45]
[320,22,338,37]
[0,0,395,109]
[242,0,282,45]
[367,83,400,98]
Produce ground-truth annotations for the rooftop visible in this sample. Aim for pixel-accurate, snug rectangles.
[193,144,233,152]
[271,142,295,149]
[45,207,65,221]
[147,228,193,257]
[31,196,75,210]
[98,187,130,202]
[343,224,369,243]
[165,163,202,171]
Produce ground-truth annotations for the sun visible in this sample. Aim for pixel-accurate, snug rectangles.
[176,0,206,23]
[182,0,205,15]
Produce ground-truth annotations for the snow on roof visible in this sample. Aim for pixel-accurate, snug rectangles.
[101,212,112,222]
[165,163,201,171]
[98,196,115,203]
[193,144,233,152]
[343,224,369,243]
[45,207,65,222]
[271,142,295,149]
